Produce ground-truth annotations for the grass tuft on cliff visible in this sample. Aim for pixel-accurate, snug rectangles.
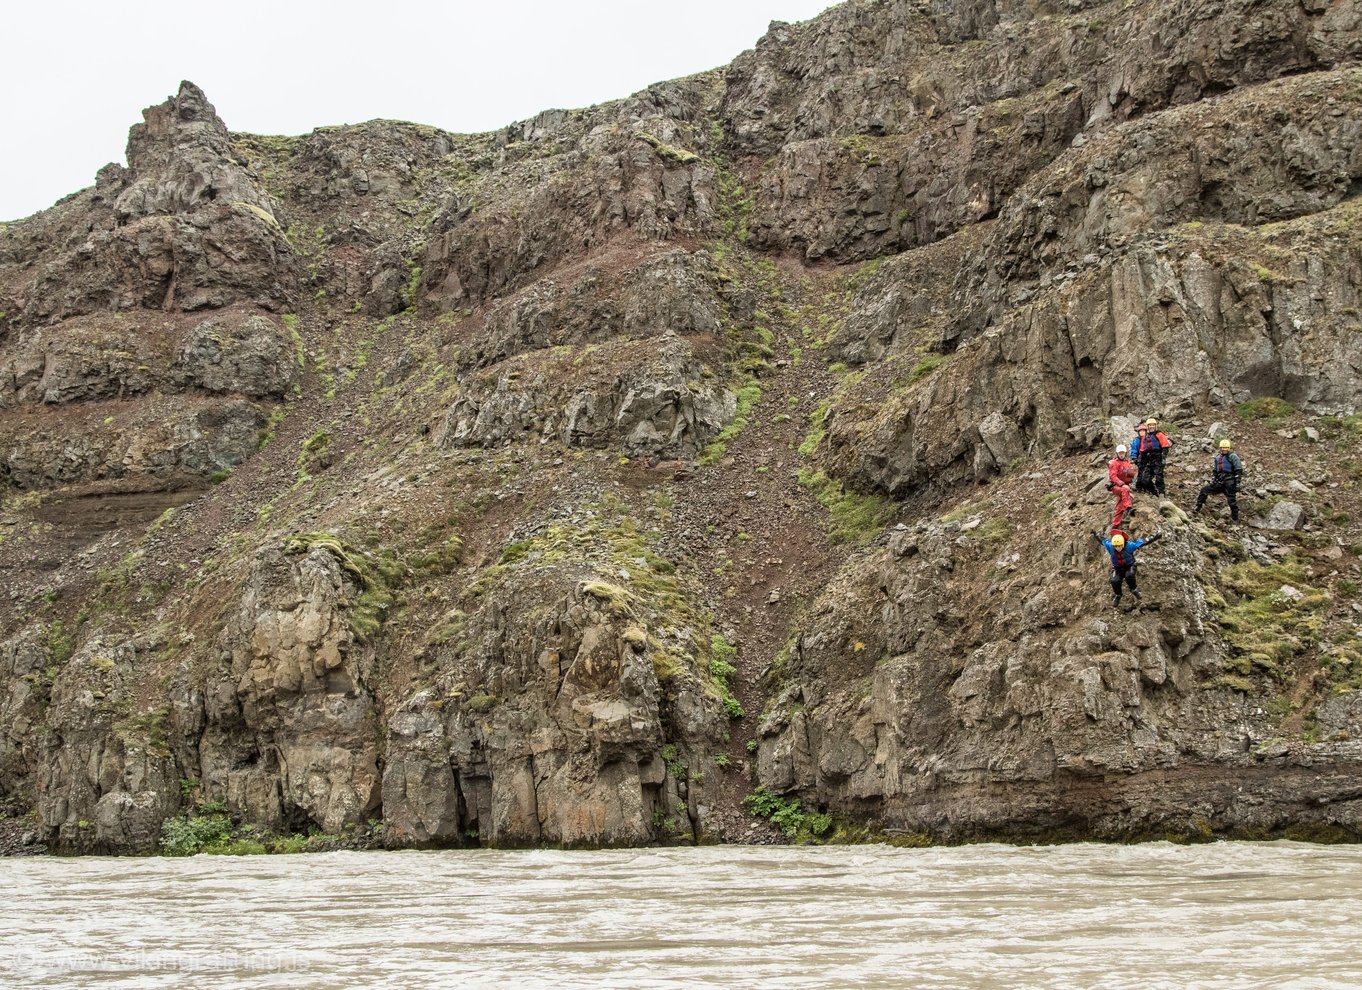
[797,469,892,544]
[285,532,406,639]
[708,635,743,719]
[697,381,762,465]
[1212,557,1331,679]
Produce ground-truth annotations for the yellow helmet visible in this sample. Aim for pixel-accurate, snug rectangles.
[1218,438,1232,450]
[1144,417,1159,427]
[1111,534,1126,549]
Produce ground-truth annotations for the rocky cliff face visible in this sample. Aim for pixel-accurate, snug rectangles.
[2,0,1362,855]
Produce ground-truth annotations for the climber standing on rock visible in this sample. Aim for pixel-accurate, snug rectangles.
[1107,445,1136,531]
[1092,529,1162,608]
[1131,418,1172,496]
[1195,438,1243,522]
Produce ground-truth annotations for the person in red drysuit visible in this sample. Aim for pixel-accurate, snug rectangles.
[1107,445,1136,530]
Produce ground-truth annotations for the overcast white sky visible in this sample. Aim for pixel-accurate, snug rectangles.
[0,0,837,221]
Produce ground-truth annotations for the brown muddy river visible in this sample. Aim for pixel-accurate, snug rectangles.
[3,842,1360,988]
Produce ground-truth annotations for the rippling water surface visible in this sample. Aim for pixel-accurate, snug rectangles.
[4,842,1361,989]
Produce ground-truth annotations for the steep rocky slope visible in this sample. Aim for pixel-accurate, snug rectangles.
[2,0,1361,854]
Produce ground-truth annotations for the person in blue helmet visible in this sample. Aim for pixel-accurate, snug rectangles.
[1091,528,1162,608]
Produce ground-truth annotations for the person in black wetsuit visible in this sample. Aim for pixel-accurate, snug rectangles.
[1194,438,1243,522]
[1131,418,1171,496]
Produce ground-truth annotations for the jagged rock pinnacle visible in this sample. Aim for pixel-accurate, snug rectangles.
[115,79,274,222]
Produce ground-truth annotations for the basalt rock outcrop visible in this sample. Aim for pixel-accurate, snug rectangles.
[465,249,723,369]
[726,0,1359,261]
[757,488,1362,839]
[3,80,295,326]
[438,337,736,458]
[2,0,1362,855]
[381,567,713,847]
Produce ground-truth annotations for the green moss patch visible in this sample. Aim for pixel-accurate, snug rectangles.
[698,381,763,465]
[709,635,743,719]
[285,532,406,640]
[298,430,331,476]
[908,354,945,382]
[798,469,893,544]
[637,131,699,164]
[582,580,634,617]
[1236,397,1294,422]
[798,399,833,458]
[1213,557,1331,679]
[962,518,1014,551]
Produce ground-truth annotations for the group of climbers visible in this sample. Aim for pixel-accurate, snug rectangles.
[1089,418,1246,608]
[1104,417,1172,531]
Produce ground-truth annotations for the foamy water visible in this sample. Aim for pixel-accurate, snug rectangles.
[4,842,1361,989]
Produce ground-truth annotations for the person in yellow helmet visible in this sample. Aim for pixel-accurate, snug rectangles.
[1131,417,1172,496]
[1091,527,1162,608]
[1194,438,1243,521]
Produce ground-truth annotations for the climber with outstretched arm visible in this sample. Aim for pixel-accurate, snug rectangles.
[1091,529,1162,608]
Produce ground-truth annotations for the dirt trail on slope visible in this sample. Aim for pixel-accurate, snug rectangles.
[665,261,865,837]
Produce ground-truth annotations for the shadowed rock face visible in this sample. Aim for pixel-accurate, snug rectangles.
[2,0,1362,855]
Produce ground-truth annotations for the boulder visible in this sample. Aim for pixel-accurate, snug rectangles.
[1257,501,1306,530]
[173,313,299,398]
